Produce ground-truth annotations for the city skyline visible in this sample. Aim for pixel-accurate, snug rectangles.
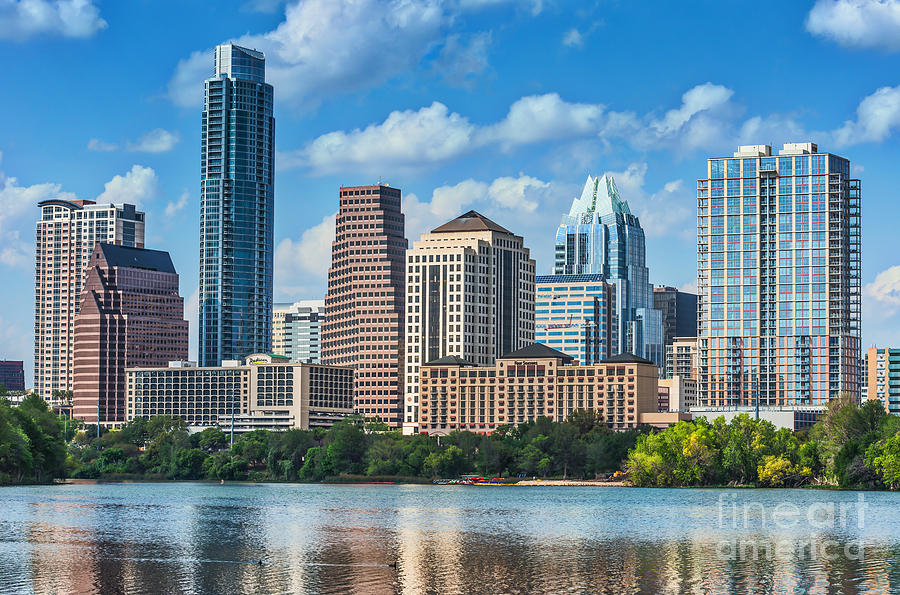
[4,1,900,383]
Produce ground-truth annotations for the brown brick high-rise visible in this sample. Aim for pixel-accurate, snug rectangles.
[73,244,189,424]
[322,185,407,427]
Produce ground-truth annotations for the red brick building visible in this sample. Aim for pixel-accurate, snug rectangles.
[73,244,188,425]
[322,185,407,427]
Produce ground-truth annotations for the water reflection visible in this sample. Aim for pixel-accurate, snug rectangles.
[0,484,899,594]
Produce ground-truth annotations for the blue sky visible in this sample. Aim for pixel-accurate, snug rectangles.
[2,0,900,381]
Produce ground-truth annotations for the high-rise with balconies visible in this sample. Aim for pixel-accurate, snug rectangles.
[34,199,145,406]
[199,43,275,366]
[697,143,861,407]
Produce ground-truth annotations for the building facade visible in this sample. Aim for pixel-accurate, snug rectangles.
[273,300,324,363]
[404,211,536,433]
[867,347,900,414]
[665,336,698,379]
[199,43,275,367]
[73,244,189,424]
[535,274,617,365]
[653,285,697,343]
[554,174,664,368]
[418,344,662,435]
[697,143,861,407]
[658,376,698,412]
[125,354,354,431]
[0,361,25,392]
[322,185,407,427]
[34,199,145,405]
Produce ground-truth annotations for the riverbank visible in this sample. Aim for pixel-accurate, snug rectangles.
[514,479,625,486]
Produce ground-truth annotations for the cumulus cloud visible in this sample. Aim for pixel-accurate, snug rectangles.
[165,190,190,218]
[0,0,106,41]
[479,93,606,149]
[866,265,900,310]
[403,174,557,241]
[807,0,900,51]
[274,213,335,296]
[95,165,160,207]
[169,0,456,109]
[603,162,693,240]
[830,85,900,146]
[285,102,476,174]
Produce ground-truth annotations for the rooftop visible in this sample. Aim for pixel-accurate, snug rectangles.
[97,244,176,274]
[599,353,656,365]
[424,355,477,366]
[431,210,513,234]
[568,174,631,217]
[499,343,575,362]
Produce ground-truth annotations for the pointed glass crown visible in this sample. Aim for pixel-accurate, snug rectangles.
[567,174,631,217]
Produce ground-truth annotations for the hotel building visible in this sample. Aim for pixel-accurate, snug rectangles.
[126,354,354,432]
[404,211,535,433]
[322,185,407,426]
[34,199,145,405]
[73,244,188,424]
[199,43,275,366]
[535,274,617,365]
[697,143,861,407]
[554,174,664,368]
[418,343,665,435]
[273,300,324,363]
[867,347,900,414]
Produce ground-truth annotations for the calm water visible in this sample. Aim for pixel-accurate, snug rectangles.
[0,482,899,594]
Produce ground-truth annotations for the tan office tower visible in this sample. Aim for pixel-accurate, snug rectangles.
[322,185,407,427]
[403,211,535,433]
[33,199,145,407]
[73,244,189,424]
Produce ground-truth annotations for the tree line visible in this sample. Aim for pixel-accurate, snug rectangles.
[626,397,900,488]
[4,393,900,489]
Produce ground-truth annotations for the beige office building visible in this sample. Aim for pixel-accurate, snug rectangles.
[34,199,145,406]
[418,343,668,435]
[404,211,535,433]
[658,376,698,412]
[125,354,354,432]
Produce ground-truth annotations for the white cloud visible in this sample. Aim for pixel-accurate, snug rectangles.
[604,162,693,240]
[95,165,160,207]
[562,28,583,47]
[165,190,190,217]
[807,0,900,51]
[866,265,900,311]
[0,0,106,41]
[170,0,446,109]
[830,85,900,146]
[87,138,118,152]
[287,101,476,174]
[479,93,606,149]
[274,213,335,297]
[126,129,180,153]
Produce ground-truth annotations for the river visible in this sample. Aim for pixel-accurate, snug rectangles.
[0,482,898,594]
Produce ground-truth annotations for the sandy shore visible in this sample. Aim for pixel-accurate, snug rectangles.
[512,479,626,487]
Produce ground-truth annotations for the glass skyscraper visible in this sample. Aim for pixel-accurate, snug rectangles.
[199,44,275,366]
[697,143,861,407]
[554,174,664,369]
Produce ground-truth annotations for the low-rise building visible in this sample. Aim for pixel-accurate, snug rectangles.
[867,347,900,414]
[418,343,666,435]
[125,354,354,432]
[658,375,698,412]
[690,406,821,431]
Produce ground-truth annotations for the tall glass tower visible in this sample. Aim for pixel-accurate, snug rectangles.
[554,174,664,369]
[199,44,275,366]
[697,143,861,407]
